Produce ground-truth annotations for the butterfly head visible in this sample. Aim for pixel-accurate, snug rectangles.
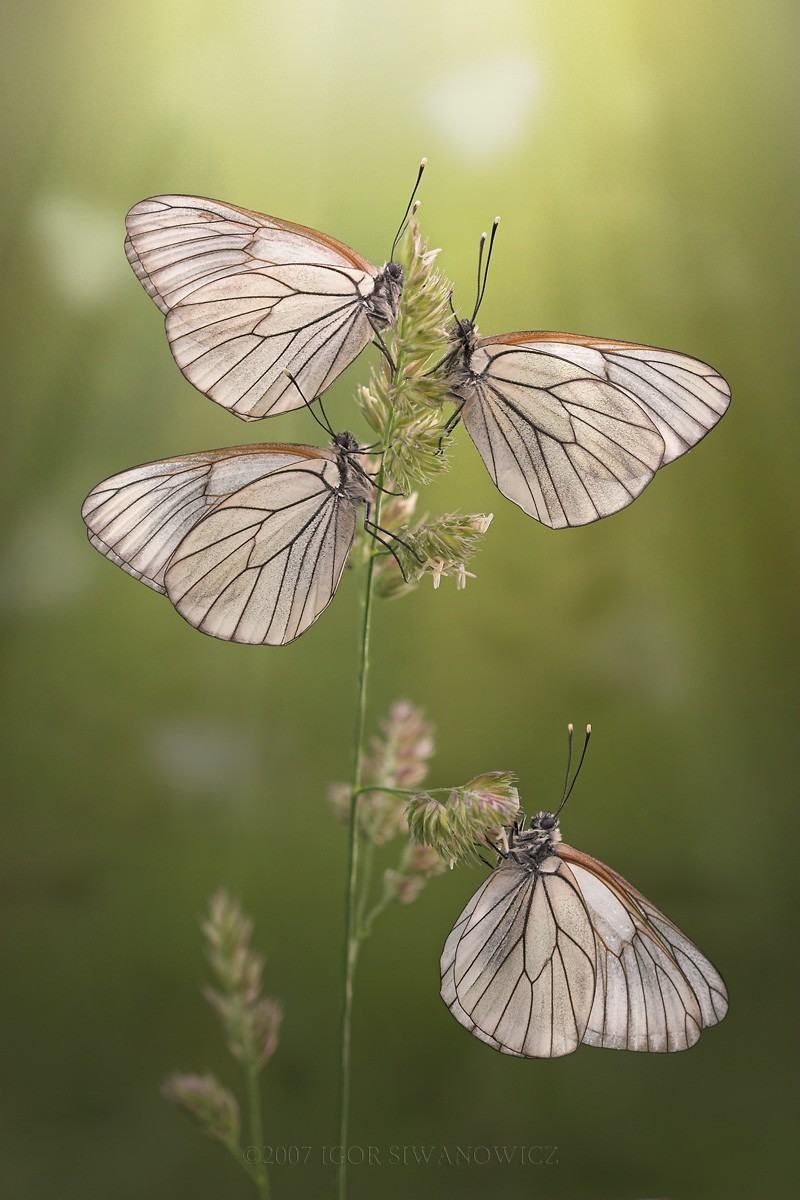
[450,316,477,354]
[510,811,562,864]
[332,431,361,455]
[528,811,562,843]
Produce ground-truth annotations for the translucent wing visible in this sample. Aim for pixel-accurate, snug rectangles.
[498,333,731,465]
[458,339,665,527]
[559,843,728,1052]
[125,195,378,419]
[81,444,316,593]
[441,857,596,1057]
[440,871,507,1054]
[163,458,359,645]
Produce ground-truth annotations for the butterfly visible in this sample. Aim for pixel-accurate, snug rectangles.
[123,162,426,421]
[81,404,407,644]
[438,222,731,528]
[441,725,728,1056]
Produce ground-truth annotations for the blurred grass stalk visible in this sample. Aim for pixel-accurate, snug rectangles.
[337,211,455,1200]
[163,891,282,1199]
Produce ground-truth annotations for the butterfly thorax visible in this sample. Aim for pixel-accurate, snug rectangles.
[367,262,403,329]
[332,433,375,504]
[508,812,562,870]
[443,318,480,390]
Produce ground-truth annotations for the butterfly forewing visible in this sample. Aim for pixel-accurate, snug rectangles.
[164,459,357,645]
[125,196,379,420]
[500,333,731,465]
[560,843,728,1050]
[461,340,665,527]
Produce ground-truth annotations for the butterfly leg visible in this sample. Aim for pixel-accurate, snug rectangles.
[485,838,509,861]
[437,399,466,454]
[365,517,424,565]
[363,518,411,583]
[368,323,397,373]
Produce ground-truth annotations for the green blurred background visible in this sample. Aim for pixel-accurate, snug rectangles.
[2,1,798,1197]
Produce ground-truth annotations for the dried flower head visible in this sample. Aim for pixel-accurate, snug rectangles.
[161,1073,240,1146]
[356,220,452,494]
[252,996,283,1068]
[375,511,493,599]
[329,701,435,846]
[202,890,281,1071]
[382,839,449,906]
[406,771,520,866]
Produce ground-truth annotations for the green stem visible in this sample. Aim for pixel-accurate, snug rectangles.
[355,840,375,940]
[224,1138,266,1192]
[245,1064,269,1199]
[354,785,456,799]
[360,875,397,939]
[337,402,397,1200]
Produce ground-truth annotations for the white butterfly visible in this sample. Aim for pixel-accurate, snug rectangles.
[123,164,425,421]
[441,727,728,1056]
[81,429,398,645]
[440,223,731,527]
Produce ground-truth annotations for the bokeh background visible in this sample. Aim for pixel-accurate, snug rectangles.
[2,2,798,1197]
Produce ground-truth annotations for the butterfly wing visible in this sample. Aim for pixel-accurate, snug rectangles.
[81,444,316,593]
[441,857,596,1057]
[505,333,731,465]
[457,337,665,527]
[163,457,359,645]
[440,871,506,1053]
[125,196,379,419]
[559,843,728,1052]
[457,331,729,527]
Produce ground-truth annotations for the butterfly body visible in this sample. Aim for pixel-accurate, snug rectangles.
[82,435,376,644]
[441,807,728,1057]
[124,195,404,420]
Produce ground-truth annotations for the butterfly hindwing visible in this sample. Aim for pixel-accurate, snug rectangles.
[81,445,314,593]
[82,445,363,644]
[442,857,596,1057]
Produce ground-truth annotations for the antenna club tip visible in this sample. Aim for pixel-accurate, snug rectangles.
[493,215,501,225]
[419,156,428,169]
[586,723,592,734]
[567,722,574,733]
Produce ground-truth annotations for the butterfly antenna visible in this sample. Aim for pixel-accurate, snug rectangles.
[555,723,592,816]
[558,723,575,808]
[470,231,487,322]
[471,216,500,322]
[317,393,335,436]
[389,157,427,261]
[447,289,458,321]
[282,370,335,439]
